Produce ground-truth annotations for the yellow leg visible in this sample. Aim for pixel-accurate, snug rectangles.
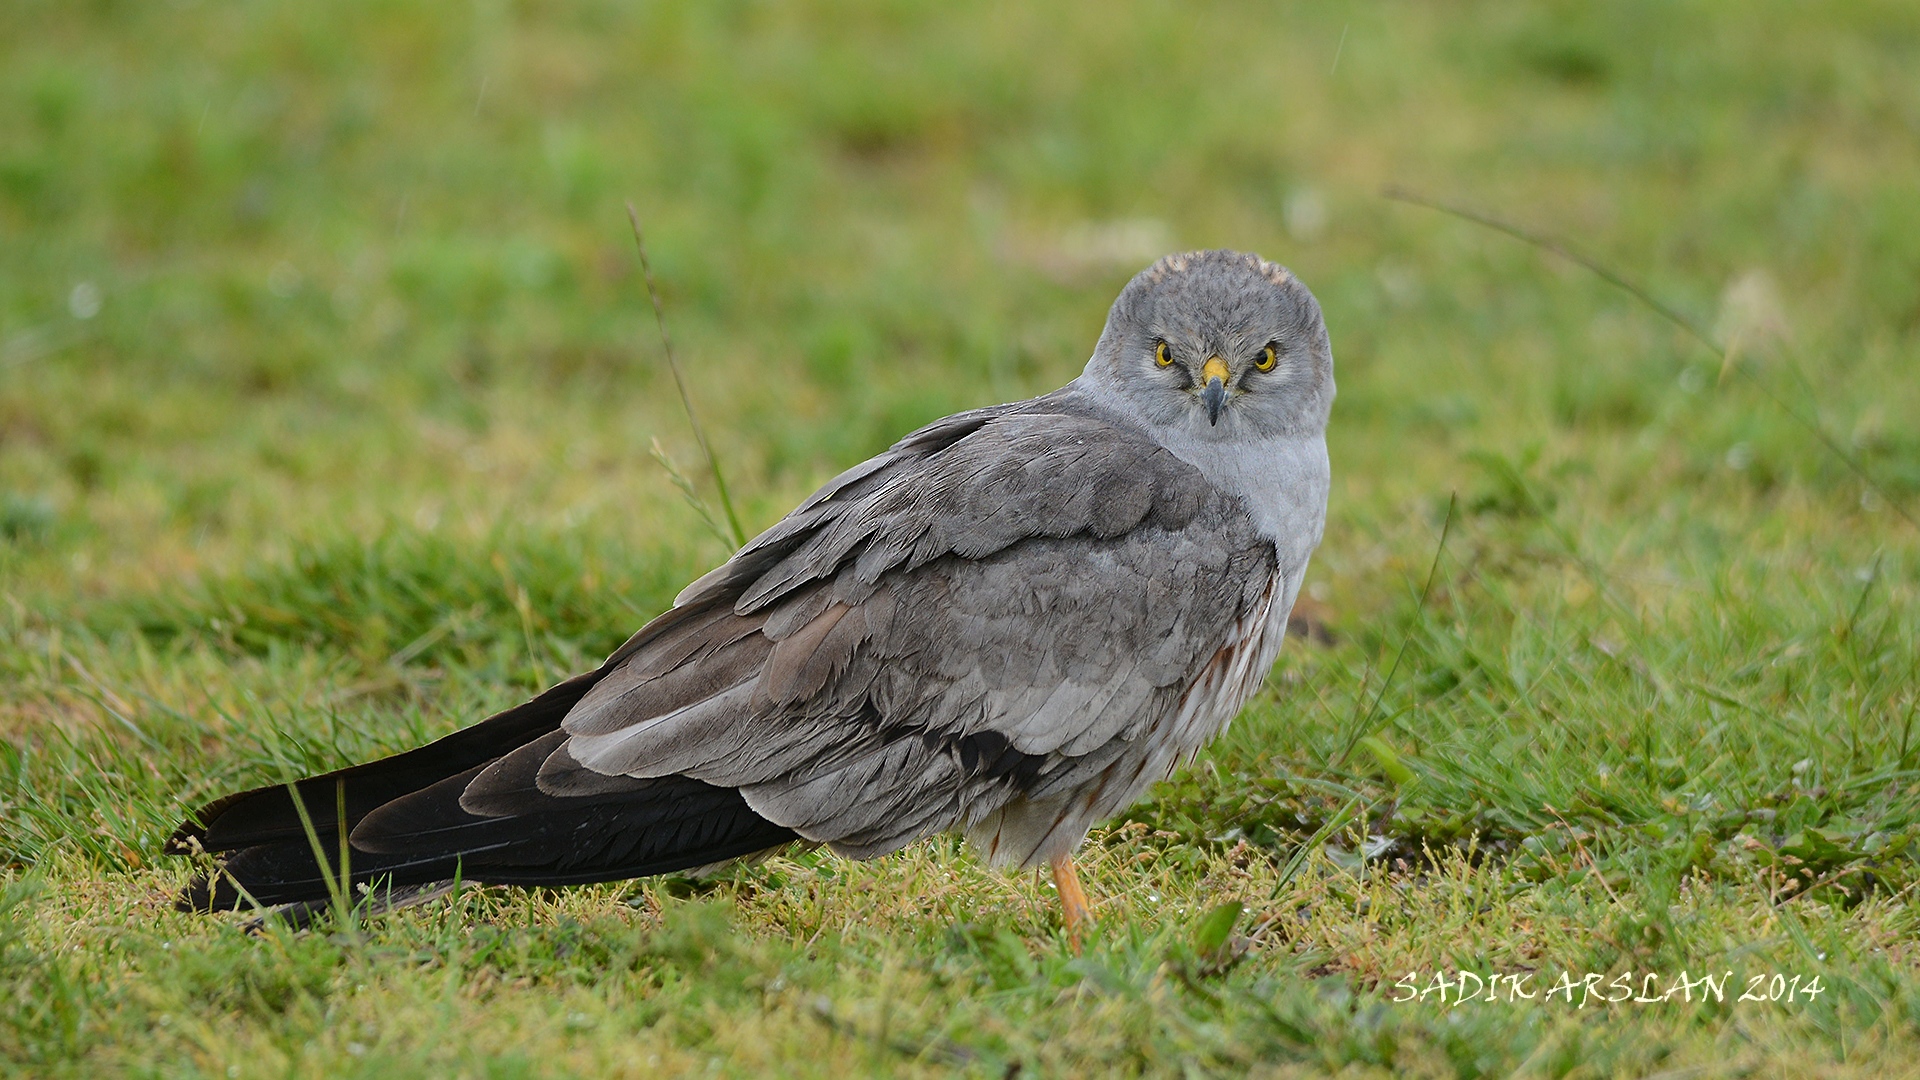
[1050,851,1092,953]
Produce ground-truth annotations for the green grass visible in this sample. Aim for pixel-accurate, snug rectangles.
[5,0,1920,1075]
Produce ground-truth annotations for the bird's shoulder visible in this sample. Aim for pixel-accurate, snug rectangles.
[668,388,1246,621]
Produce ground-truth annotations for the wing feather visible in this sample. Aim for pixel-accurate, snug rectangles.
[551,394,1277,860]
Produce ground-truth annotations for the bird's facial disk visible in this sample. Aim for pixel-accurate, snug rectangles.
[1151,341,1285,426]
[1088,251,1335,439]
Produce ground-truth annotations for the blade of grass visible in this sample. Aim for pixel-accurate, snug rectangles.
[1267,793,1368,901]
[278,776,355,932]
[1383,186,1918,534]
[625,203,747,550]
[649,435,736,549]
[1840,551,1883,641]
[1332,492,1456,767]
[244,697,357,931]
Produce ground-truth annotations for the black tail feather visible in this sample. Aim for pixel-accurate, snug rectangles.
[178,775,797,912]
[169,669,606,856]
[172,673,797,914]
[177,835,473,911]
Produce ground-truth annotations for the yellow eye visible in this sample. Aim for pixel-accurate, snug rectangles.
[1253,345,1278,372]
[1154,342,1174,367]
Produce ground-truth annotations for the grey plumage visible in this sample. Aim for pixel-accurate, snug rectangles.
[555,248,1331,866]
[170,249,1334,916]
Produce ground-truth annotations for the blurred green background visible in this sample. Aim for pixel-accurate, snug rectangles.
[5,1,1920,1075]
[5,0,1914,594]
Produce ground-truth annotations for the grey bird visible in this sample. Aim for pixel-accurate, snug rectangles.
[167,249,1334,941]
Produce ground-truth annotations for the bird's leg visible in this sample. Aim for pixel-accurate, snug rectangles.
[1049,851,1092,952]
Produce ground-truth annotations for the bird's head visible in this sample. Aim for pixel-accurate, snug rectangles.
[1082,250,1334,440]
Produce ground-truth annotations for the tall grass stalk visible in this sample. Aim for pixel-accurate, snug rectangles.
[626,203,748,551]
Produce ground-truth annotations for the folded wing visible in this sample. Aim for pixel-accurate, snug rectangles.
[496,396,1276,861]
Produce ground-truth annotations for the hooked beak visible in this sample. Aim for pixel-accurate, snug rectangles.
[1202,378,1226,425]
[1199,356,1230,425]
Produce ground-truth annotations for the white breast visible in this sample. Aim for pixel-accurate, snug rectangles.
[1151,426,1329,756]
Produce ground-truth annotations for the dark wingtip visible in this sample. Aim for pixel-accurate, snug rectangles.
[164,826,205,857]
[175,875,217,913]
[165,786,267,856]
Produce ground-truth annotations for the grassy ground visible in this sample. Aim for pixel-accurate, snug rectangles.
[5,0,1920,1075]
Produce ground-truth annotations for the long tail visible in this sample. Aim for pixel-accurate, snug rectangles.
[169,670,796,913]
